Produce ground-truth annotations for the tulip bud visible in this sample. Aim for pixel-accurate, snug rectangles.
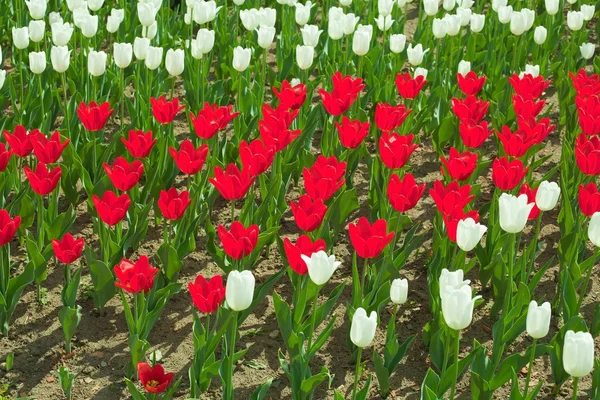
[440,269,470,301]
[444,14,462,36]
[51,22,73,46]
[407,43,428,65]
[499,193,534,233]
[29,20,45,43]
[458,0,474,8]
[432,18,447,38]
[545,0,558,15]
[441,284,481,330]
[423,0,438,16]
[256,26,276,49]
[144,22,158,40]
[12,27,30,50]
[233,46,251,72]
[191,40,203,60]
[457,59,471,76]
[329,6,344,22]
[567,11,584,31]
[225,270,255,311]
[301,25,322,47]
[521,8,535,30]
[107,15,122,33]
[390,278,408,304]
[88,50,107,77]
[80,14,99,38]
[111,8,125,24]
[113,43,132,69]
[51,45,71,73]
[301,251,341,285]
[375,15,394,31]
[456,218,487,252]
[378,0,394,16]
[145,46,163,70]
[240,9,260,31]
[233,0,245,5]
[49,12,63,25]
[535,181,559,211]
[328,19,344,40]
[341,13,360,35]
[134,37,150,60]
[352,29,371,56]
[88,0,104,11]
[67,0,85,11]
[443,0,455,11]
[470,13,484,32]
[580,43,595,60]
[138,2,158,27]
[498,5,512,24]
[257,7,276,27]
[414,67,428,79]
[340,0,352,5]
[296,45,314,70]
[581,4,595,21]
[165,49,185,76]
[563,330,595,378]
[26,0,46,20]
[457,7,472,26]
[521,64,539,78]
[73,5,90,28]
[589,213,600,247]
[510,11,527,35]
[350,308,378,348]
[29,51,46,74]
[0,71,5,90]
[526,300,551,339]
[196,29,216,54]
[492,0,506,11]
[389,33,406,53]
[295,1,313,26]
[534,26,547,44]
[184,7,192,24]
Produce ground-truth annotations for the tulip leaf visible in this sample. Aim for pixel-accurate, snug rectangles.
[85,250,116,310]
[58,305,82,349]
[490,344,551,390]
[299,366,332,394]
[157,242,183,282]
[249,378,273,400]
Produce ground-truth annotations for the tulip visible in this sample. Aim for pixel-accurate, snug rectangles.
[589,212,600,247]
[568,11,584,31]
[341,13,360,35]
[189,274,225,313]
[439,268,470,299]
[581,4,595,21]
[349,217,394,259]
[66,0,85,11]
[499,193,535,233]
[107,15,122,33]
[510,11,526,35]
[51,22,73,47]
[575,134,600,176]
[301,25,322,48]
[151,96,184,125]
[138,2,158,27]
[52,234,85,265]
[273,80,307,110]
[88,0,105,11]
[29,20,45,43]
[443,0,456,11]
[193,1,221,24]
[375,14,394,31]
[25,0,46,19]
[145,46,163,70]
[225,270,255,311]
[12,27,30,50]
[378,0,394,16]
[318,72,364,115]
[256,26,276,49]
[535,181,560,211]
[580,43,595,60]
[259,7,277,27]
[390,33,406,53]
[498,5,513,24]
[88,50,107,77]
[580,183,600,217]
[73,6,90,28]
[113,43,132,69]
[390,278,408,304]
[296,45,314,69]
[31,131,69,164]
[233,46,251,72]
[138,362,174,394]
[328,19,344,40]
[240,9,260,31]
[24,163,62,196]
[379,132,417,168]
[457,60,471,76]
[165,49,185,77]
[456,218,487,252]
[217,221,259,260]
[395,72,427,99]
[534,26,547,45]
[133,37,150,60]
[239,139,275,176]
[190,103,239,139]
[80,14,99,38]
[283,235,326,275]
[301,251,341,285]
[469,13,485,32]
[563,331,595,378]
[209,164,255,201]
[92,191,131,226]
[441,284,481,330]
[431,18,447,38]
[49,12,63,25]
[0,210,21,246]
[290,195,327,232]
[444,14,461,36]
[3,125,35,157]
[295,1,314,25]
[526,300,551,339]
[423,0,438,15]
[457,7,472,26]
[77,101,114,131]
[545,0,558,15]
[169,140,209,175]
[303,155,346,200]
[195,29,215,54]
[387,173,425,212]
[122,130,156,158]
[335,116,369,149]
[103,157,144,192]
[350,308,377,347]
[492,157,528,190]
[375,103,412,132]
[407,43,427,66]
[29,51,46,74]
[114,256,158,294]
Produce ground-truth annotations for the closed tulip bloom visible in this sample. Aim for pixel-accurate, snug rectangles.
[492,157,528,190]
[26,0,46,19]
[444,14,462,36]
[170,140,209,175]
[303,155,346,200]
[301,250,341,285]
[498,5,513,24]
[158,188,190,221]
[3,125,35,157]
[375,15,394,31]
[218,221,259,259]
[52,234,84,264]
[443,0,456,10]
[379,132,417,169]
[103,157,144,191]
[441,284,481,330]
[521,62,541,77]
[107,15,122,33]
[51,22,73,46]
[113,43,132,69]
[581,4,595,21]
[88,50,107,77]
[165,49,185,76]
[240,9,260,31]
[195,29,216,54]
[318,71,364,115]
[193,1,222,24]
[580,43,595,60]
[407,43,427,66]
[24,163,62,195]
[189,274,225,313]
[456,218,487,252]
[291,195,327,232]
[29,20,45,43]
[226,270,255,312]
[423,0,438,15]
[256,26,276,49]
[49,12,63,25]
[13,27,30,50]
[0,144,12,172]
[77,101,114,131]
[575,134,600,176]
[350,308,378,347]
[432,18,447,38]
[375,103,412,132]
[138,2,158,26]
[134,37,150,60]
[92,190,131,226]
[88,0,105,11]
[535,181,560,211]
[295,1,313,25]
[589,213,600,246]
[440,148,478,181]
[521,8,534,30]
[580,183,600,217]
[114,256,158,294]
[457,7,472,26]
[563,331,595,377]
[470,13,484,32]
[72,5,90,28]
[349,217,394,259]
[80,14,99,38]
[209,164,255,200]
[439,269,470,300]
[138,362,174,394]
[29,51,46,74]
[510,11,527,35]
[390,34,406,53]
[379,0,394,16]
[390,278,408,304]
[396,72,427,99]
[341,13,360,35]
[335,116,369,149]
[122,130,155,159]
[296,45,314,69]
[145,46,163,70]
[499,193,535,233]
[151,96,184,124]
[545,0,558,15]
[534,26,547,45]
[567,11,584,31]
[458,60,471,76]
[233,46,251,72]
[387,173,425,212]
[31,131,69,164]
[258,7,276,27]
[301,25,322,47]
[526,301,551,339]
[66,0,85,11]
[273,80,307,110]
[328,19,344,40]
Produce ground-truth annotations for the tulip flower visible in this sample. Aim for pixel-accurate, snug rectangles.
[0,144,12,173]
[87,0,105,11]
[509,74,550,100]
[535,181,560,211]
[389,34,406,53]
[138,2,158,26]
[92,191,131,226]
[457,60,471,76]
[209,164,256,201]
[451,95,489,123]
[145,46,163,70]
[273,80,307,110]
[581,4,595,20]
[301,250,341,285]
[340,13,359,35]
[170,140,209,175]
[510,11,527,35]
[256,26,276,49]
[12,27,30,50]
[114,256,158,294]
[444,14,462,36]
[375,15,394,32]
[563,330,594,381]
[567,11,584,31]
[232,46,251,72]
[296,45,315,70]
[114,43,133,69]
[513,96,545,121]
[51,23,73,46]
[195,29,216,54]
[290,195,327,232]
[29,20,45,43]
[526,300,550,339]
[31,131,69,164]
[575,134,600,175]
[575,96,600,135]
[379,132,417,169]
[24,163,62,196]
[533,26,547,45]
[497,126,537,158]
[3,125,35,157]
[52,234,85,264]
[283,236,326,275]
[456,218,487,251]
[334,117,369,149]
[158,188,191,221]
[432,18,447,38]
[387,173,425,212]
[188,274,225,313]
[492,157,528,191]
[588,212,600,247]
[499,193,534,233]
[457,71,486,96]
[470,13,484,32]
[50,46,70,73]
[225,270,255,312]
[295,1,314,25]
[217,221,259,260]
[350,308,377,348]
[441,284,481,330]
[379,0,395,16]
[519,184,540,220]
[440,148,478,181]
[0,210,21,246]
[579,183,600,217]
[407,43,428,65]
[150,96,184,125]
[390,278,408,304]
[88,50,107,77]
[80,14,99,38]
[302,155,346,201]
[240,9,260,31]
[439,268,470,299]
[423,0,438,15]
[318,72,364,116]
[134,37,150,60]
[545,0,558,15]
[301,25,322,48]
[349,217,394,259]
[165,49,185,76]
[190,103,239,139]
[375,103,411,132]
[77,101,114,131]
[443,206,480,242]
[259,119,302,153]
[26,0,46,19]
[395,72,427,99]
[49,12,62,25]
[430,180,474,216]
[137,362,174,394]
[103,157,144,191]
[239,139,276,176]
[121,130,156,158]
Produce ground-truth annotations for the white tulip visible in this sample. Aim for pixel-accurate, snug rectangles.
[375,14,394,31]
[232,46,251,72]
[329,6,344,21]
[589,213,600,247]
[432,18,447,38]
[49,12,63,25]
[111,8,125,23]
[240,9,260,31]
[25,0,46,20]
[341,13,360,35]
[443,0,456,11]
[535,181,560,211]
[51,45,71,73]
[134,37,150,60]
[52,22,73,46]
[444,14,462,36]
[390,278,408,304]
[144,21,158,40]
[80,14,99,38]
[470,13,485,32]
[534,26,547,44]
[113,42,133,69]
[350,308,378,348]
[414,67,428,79]
[328,19,344,40]
[257,26,276,49]
[340,0,352,5]
[301,251,340,285]
[492,0,507,11]
[457,7,472,26]
[73,5,90,28]
[301,25,322,47]
[389,33,406,53]
[581,5,595,21]
[29,51,46,74]
[440,269,471,299]
[226,270,255,312]
[290,78,301,87]
[456,218,487,252]
[521,64,540,78]
[196,29,215,54]
[87,0,105,12]
[145,46,163,70]
[581,43,595,60]
[12,27,30,50]
[88,50,107,77]
[296,45,314,70]
[295,1,314,26]
[563,331,595,378]
[567,11,584,31]
[352,29,371,55]
[526,301,551,339]
[67,0,85,11]
[423,0,438,16]
[193,1,221,24]
[356,24,373,41]
[107,15,122,33]
[498,5,513,24]
[233,0,245,5]
[259,7,277,27]
[29,20,45,43]
[165,49,185,76]
[458,0,474,8]
[184,8,192,24]
[379,0,395,17]
[510,11,527,35]
[407,43,428,65]
[458,60,471,76]
[545,0,558,15]
[499,193,535,233]
[521,8,535,31]
[138,2,158,27]
[441,284,481,330]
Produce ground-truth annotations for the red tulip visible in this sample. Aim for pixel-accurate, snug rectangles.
[457,71,486,96]
[240,139,276,176]
[576,95,600,136]
[273,80,307,110]
[92,190,131,226]
[443,207,480,242]
[190,103,239,139]
[121,130,156,158]
[513,95,545,120]
[290,194,328,232]
[103,157,144,191]
[318,71,365,116]
[3,125,35,157]
[262,103,299,128]
[0,144,12,172]
[497,126,537,158]
[451,96,489,123]
[335,116,370,149]
[303,155,346,201]
[31,131,69,164]
[77,101,114,131]
[114,256,158,294]
[517,117,555,144]
[0,210,21,246]
[282,235,327,274]
[374,103,412,132]
[575,134,600,175]
[259,105,301,151]
[52,234,84,264]
[158,188,191,221]
[150,96,184,125]
[137,362,174,394]
[440,148,478,181]
[209,164,255,201]
[387,173,425,212]
[348,217,394,259]
[395,72,427,99]
[169,140,209,175]
[509,74,550,100]
[217,221,259,260]
[459,120,493,149]
[579,183,600,216]
[188,274,225,314]
[570,69,600,98]
[491,157,528,191]
[519,184,540,220]
[429,180,474,216]
[379,132,418,169]
[24,163,62,195]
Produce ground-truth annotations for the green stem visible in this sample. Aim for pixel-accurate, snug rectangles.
[224,313,238,400]
[38,75,45,120]
[572,377,579,400]
[120,68,125,133]
[306,285,321,353]
[352,347,363,399]
[360,258,369,305]
[450,330,460,399]
[231,200,235,223]
[526,214,543,284]
[19,52,24,122]
[523,338,537,397]
[503,233,515,314]
[576,260,595,315]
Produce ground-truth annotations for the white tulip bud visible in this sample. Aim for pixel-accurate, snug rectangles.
[296,45,314,70]
[390,278,408,304]
[389,33,406,53]
[12,27,30,50]
[51,45,71,73]
[29,20,46,43]
[300,25,322,47]
[581,43,595,60]
[29,51,46,74]
[563,331,595,378]
[534,26,547,44]
[458,60,471,76]
[88,50,107,77]
[526,301,551,339]
[456,218,487,252]
[226,270,255,312]
[301,251,340,285]
[498,5,513,24]
[232,46,251,72]
[588,212,600,247]
[165,48,185,76]
[375,14,394,31]
[26,0,47,20]
[113,42,133,69]
[295,1,314,26]
[499,193,535,233]
[80,14,99,38]
[51,22,74,46]
[257,26,276,49]
[145,46,163,70]
[567,11,584,31]
[545,0,558,15]
[470,13,485,32]
[134,37,150,60]
[535,181,559,211]
[350,308,378,347]
[196,29,215,54]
